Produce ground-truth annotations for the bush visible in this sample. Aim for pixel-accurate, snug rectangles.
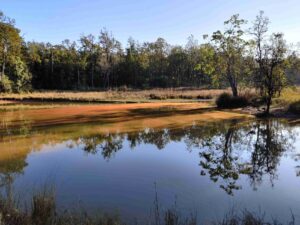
[0,75,12,93]
[12,57,32,93]
[288,101,300,114]
[149,93,166,100]
[216,93,249,109]
[118,85,129,92]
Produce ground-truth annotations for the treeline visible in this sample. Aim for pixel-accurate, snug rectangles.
[0,10,300,95]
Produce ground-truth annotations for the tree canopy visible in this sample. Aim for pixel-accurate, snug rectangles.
[0,10,299,113]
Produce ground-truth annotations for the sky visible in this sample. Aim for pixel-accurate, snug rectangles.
[1,0,300,47]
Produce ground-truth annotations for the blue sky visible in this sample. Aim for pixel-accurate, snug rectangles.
[1,0,300,46]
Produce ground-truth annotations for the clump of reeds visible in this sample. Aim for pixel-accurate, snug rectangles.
[0,187,296,225]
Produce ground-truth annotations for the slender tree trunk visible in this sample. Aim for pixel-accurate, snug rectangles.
[51,50,54,74]
[231,84,238,97]
[77,68,80,89]
[1,50,6,81]
[266,96,271,114]
[91,63,94,88]
[107,71,110,89]
[0,61,5,81]
[227,58,238,97]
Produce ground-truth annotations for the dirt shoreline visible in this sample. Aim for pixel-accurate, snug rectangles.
[1,98,299,121]
[232,106,300,121]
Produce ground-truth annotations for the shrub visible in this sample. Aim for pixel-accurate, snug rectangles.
[118,85,129,92]
[12,57,32,93]
[197,94,212,100]
[0,75,12,93]
[288,101,300,114]
[149,93,166,100]
[216,93,249,109]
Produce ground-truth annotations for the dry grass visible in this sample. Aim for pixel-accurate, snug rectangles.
[0,88,231,103]
[275,87,300,106]
[271,87,300,114]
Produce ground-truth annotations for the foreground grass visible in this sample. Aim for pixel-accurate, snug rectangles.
[0,190,296,225]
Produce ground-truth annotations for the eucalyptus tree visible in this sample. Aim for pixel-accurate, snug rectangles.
[99,29,123,88]
[0,11,16,81]
[211,14,248,96]
[167,46,188,87]
[286,51,300,84]
[79,34,99,88]
[251,11,288,114]
[194,43,216,87]
[0,11,31,92]
[185,35,201,85]
[145,38,169,87]
[121,38,143,87]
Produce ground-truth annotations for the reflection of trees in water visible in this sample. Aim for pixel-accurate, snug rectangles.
[0,118,298,196]
[197,119,295,195]
[80,133,124,159]
[76,119,296,195]
[291,154,300,177]
[0,158,27,204]
[198,120,245,195]
[248,120,295,189]
[78,128,182,159]
[0,112,33,137]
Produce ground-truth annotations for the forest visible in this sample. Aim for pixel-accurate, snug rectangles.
[1,10,300,102]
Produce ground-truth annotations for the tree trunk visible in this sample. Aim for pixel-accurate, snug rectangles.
[51,50,54,74]
[77,68,80,89]
[0,64,4,81]
[230,83,238,97]
[266,96,271,114]
[1,51,6,81]
[91,63,94,88]
[107,71,110,89]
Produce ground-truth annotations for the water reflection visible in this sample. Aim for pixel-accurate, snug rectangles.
[0,118,298,198]
[197,119,296,194]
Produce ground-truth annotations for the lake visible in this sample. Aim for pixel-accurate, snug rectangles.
[0,104,300,224]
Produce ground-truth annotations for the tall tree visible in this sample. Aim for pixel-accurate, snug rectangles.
[0,11,31,92]
[80,34,99,88]
[99,29,122,88]
[251,12,288,114]
[211,14,248,96]
[167,46,188,87]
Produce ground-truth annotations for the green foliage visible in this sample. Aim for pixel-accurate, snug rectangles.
[0,11,31,93]
[216,93,249,108]
[12,57,32,92]
[0,74,12,93]
[251,11,288,113]
[0,10,297,100]
[210,14,249,96]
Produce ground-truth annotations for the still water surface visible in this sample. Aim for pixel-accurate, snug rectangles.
[1,108,300,223]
